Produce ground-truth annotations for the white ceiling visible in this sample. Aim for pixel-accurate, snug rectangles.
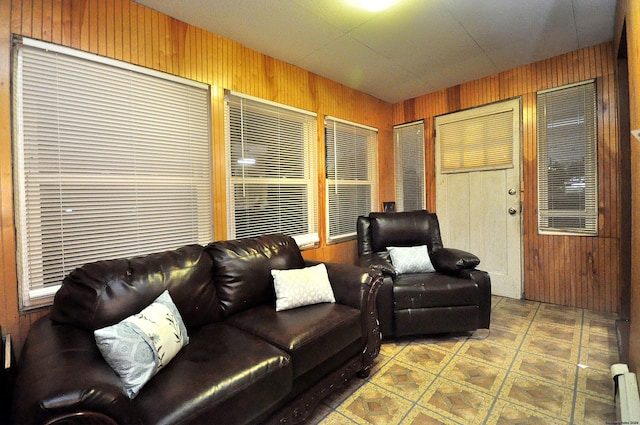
[133,0,617,103]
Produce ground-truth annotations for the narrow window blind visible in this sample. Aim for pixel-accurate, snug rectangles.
[394,121,426,212]
[537,81,598,235]
[325,117,378,242]
[13,38,213,310]
[224,91,318,246]
[438,110,514,173]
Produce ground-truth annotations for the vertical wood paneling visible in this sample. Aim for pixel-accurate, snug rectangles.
[1,0,17,350]
[393,43,620,314]
[2,0,393,355]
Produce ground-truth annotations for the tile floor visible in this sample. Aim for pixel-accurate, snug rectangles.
[306,295,620,424]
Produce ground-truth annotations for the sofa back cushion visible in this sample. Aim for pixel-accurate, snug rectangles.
[51,245,223,330]
[369,210,444,253]
[206,234,305,318]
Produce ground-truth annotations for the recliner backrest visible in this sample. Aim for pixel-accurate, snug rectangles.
[358,210,444,255]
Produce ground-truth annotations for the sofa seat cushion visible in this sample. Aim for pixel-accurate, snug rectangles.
[134,323,292,425]
[226,304,362,378]
[393,273,479,310]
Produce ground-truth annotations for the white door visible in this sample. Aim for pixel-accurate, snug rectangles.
[435,98,522,299]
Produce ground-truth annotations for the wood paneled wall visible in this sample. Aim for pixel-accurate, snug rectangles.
[0,0,394,354]
[393,43,620,314]
[615,0,640,372]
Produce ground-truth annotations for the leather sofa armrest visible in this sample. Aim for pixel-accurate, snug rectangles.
[13,316,137,425]
[305,261,383,375]
[305,261,375,310]
[356,253,397,277]
[430,247,480,272]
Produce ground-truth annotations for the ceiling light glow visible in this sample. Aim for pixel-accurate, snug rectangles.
[358,0,397,12]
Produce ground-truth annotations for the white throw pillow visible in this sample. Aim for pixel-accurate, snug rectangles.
[388,245,436,274]
[271,263,335,312]
[94,290,189,398]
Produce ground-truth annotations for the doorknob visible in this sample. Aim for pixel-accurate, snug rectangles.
[508,207,517,215]
[508,188,517,195]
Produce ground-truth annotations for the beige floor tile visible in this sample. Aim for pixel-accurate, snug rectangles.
[493,298,539,317]
[418,377,494,425]
[581,325,618,352]
[573,392,617,425]
[380,340,411,358]
[370,360,436,401]
[510,351,577,388]
[528,319,582,346]
[485,399,569,425]
[395,343,456,374]
[481,324,526,349]
[400,405,461,425]
[520,333,580,363]
[458,338,518,368]
[489,310,534,332]
[577,367,615,397]
[440,356,507,395]
[499,374,574,419]
[337,383,414,425]
[579,346,620,371]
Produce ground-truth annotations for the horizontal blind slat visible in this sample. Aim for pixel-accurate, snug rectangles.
[14,39,213,309]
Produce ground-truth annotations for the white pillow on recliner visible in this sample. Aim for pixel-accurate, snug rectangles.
[388,245,435,274]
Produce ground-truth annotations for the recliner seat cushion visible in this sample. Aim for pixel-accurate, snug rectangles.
[393,273,480,309]
[226,303,362,378]
[134,323,292,425]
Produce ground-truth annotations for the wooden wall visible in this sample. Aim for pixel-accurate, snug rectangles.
[615,0,640,372]
[393,43,620,314]
[0,0,394,354]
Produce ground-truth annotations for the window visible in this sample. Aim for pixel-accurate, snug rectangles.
[12,37,213,310]
[224,91,318,247]
[537,81,597,235]
[394,121,425,211]
[325,117,378,242]
[437,108,515,174]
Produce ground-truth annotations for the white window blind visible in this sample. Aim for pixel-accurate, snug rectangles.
[394,121,426,212]
[537,81,598,235]
[12,37,213,310]
[325,117,378,242]
[224,91,318,246]
[438,110,514,174]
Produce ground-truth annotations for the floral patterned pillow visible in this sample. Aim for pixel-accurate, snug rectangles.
[94,290,189,398]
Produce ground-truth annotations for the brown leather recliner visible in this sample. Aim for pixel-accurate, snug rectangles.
[357,210,491,339]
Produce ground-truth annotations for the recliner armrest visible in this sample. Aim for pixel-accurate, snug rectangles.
[356,253,397,277]
[430,247,480,272]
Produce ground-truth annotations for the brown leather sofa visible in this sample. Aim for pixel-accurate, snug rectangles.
[357,210,491,339]
[12,234,382,425]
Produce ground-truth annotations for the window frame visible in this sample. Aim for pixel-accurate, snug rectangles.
[394,120,426,212]
[537,80,598,236]
[12,37,213,310]
[224,90,319,247]
[325,116,378,243]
